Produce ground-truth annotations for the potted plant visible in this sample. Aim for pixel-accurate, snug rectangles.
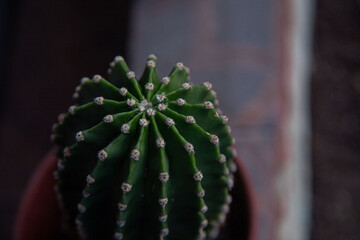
[14,55,257,240]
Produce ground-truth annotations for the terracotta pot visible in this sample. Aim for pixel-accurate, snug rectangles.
[14,151,257,240]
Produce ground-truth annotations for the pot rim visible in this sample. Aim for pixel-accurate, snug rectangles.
[14,151,258,240]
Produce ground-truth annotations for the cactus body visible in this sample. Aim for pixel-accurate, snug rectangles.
[52,55,236,240]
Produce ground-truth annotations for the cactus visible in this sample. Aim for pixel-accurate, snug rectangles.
[52,55,237,240]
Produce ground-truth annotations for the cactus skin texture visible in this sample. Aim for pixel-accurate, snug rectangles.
[52,55,236,240]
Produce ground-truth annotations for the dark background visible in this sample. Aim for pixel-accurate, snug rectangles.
[0,1,133,238]
[1,0,359,239]
[311,0,360,239]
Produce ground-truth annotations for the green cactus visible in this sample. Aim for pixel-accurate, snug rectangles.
[52,55,236,240]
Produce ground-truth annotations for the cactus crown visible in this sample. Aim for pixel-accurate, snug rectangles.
[52,55,236,240]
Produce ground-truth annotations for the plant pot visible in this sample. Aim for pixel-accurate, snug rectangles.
[14,150,257,240]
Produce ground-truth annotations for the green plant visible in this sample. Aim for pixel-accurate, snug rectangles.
[52,55,236,240]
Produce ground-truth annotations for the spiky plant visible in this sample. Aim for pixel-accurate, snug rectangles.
[52,55,237,240]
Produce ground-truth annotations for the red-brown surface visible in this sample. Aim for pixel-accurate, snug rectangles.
[219,156,258,240]
[14,152,63,240]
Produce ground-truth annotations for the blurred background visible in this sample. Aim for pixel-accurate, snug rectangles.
[0,0,359,239]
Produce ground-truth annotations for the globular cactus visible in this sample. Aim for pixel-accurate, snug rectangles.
[52,55,237,240]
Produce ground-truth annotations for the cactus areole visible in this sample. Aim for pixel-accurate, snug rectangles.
[52,55,237,240]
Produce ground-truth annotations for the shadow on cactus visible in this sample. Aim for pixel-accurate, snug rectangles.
[52,55,237,240]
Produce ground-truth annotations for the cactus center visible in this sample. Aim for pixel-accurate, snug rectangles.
[139,99,153,111]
